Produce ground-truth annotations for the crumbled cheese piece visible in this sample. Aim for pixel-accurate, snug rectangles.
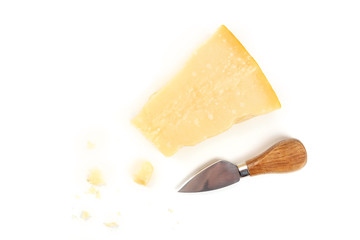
[133,161,154,186]
[104,222,118,228]
[87,186,101,199]
[80,211,91,220]
[87,168,105,186]
[86,141,96,149]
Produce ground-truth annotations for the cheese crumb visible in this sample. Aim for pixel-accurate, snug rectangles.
[80,211,91,220]
[104,222,118,228]
[87,168,105,186]
[208,113,214,120]
[86,141,96,149]
[133,161,154,186]
[131,25,281,157]
[87,186,101,199]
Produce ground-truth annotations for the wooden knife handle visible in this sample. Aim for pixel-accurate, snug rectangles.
[246,139,307,176]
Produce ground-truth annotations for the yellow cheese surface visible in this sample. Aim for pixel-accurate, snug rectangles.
[132,25,281,156]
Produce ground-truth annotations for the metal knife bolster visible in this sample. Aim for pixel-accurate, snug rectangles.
[238,163,250,178]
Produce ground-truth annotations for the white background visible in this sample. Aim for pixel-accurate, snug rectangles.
[1,0,359,239]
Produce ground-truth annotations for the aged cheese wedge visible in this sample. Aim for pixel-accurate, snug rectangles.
[132,25,281,156]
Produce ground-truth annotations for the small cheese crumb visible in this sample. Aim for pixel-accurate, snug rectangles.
[168,208,173,213]
[208,113,214,120]
[87,186,101,199]
[86,141,96,149]
[104,222,118,228]
[133,161,154,186]
[87,168,105,186]
[80,211,91,220]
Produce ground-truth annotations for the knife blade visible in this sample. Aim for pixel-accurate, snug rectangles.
[178,138,307,193]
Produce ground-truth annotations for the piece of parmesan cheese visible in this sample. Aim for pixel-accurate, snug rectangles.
[133,161,154,186]
[104,222,118,228]
[87,168,105,186]
[132,25,281,156]
[80,211,91,220]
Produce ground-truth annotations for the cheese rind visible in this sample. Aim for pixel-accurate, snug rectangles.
[132,25,281,156]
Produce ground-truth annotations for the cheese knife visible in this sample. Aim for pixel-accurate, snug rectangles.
[178,138,307,193]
